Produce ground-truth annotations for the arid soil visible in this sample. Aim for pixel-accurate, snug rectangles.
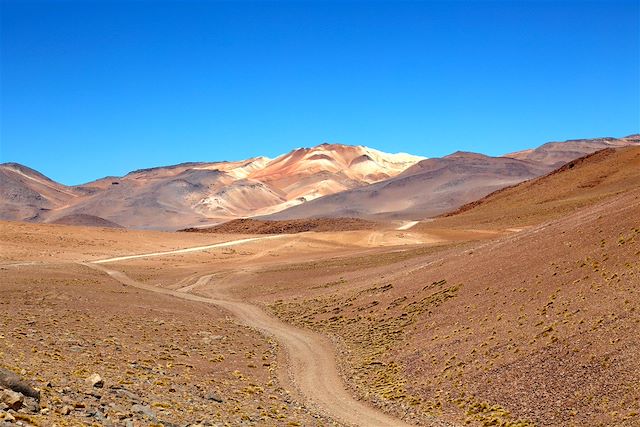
[266,190,640,426]
[0,261,331,426]
[180,218,378,235]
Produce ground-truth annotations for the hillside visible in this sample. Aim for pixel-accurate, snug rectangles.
[0,163,84,221]
[266,152,552,220]
[427,146,640,230]
[269,186,640,426]
[49,214,125,229]
[503,133,639,166]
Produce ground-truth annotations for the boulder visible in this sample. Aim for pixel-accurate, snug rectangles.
[0,390,23,411]
[86,373,104,388]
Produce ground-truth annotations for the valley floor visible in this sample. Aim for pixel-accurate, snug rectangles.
[1,193,639,427]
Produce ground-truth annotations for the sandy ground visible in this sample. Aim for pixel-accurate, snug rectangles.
[87,260,414,427]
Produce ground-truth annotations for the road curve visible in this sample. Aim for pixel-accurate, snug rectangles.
[92,235,285,264]
[85,242,415,427]
[396,220,419,231]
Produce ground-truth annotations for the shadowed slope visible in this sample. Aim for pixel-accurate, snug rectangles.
[428,146,640,230]
[266,153,551,220]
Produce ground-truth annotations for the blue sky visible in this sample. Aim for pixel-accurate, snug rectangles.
[1,0,638,185]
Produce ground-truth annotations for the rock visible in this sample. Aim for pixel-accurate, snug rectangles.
[205,393,224,403]
[22,396,39,413]
[86,373,104,388]
[131,403,155,419]
[61,405,73,415]
[0,390,23,411]
[124,419,134,427]
[113,388,141,402]
[0,369,40,400]
[93,410,114,426]
[40,407,50,415]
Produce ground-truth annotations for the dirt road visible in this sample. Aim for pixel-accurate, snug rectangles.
[396,220,419,230]
[92,235,285,264]
[87,240,416,427]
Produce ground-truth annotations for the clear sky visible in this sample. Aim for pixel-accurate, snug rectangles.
[1,0,638,185]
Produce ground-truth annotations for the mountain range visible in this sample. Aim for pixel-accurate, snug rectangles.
[1,134,638,229]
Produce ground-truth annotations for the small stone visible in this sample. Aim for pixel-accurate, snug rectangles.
[86,374,104,388]
[0,390,23,411]
[61,405,73,415]
[205,393,224,403]
[131,404,155,419]
[114,388,141,402]
[93,410,114,426]
[22,396,39,413]
[40,407,50,415]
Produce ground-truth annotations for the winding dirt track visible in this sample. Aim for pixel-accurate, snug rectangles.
[86,239,415,427]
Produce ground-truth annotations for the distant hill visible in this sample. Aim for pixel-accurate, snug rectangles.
[265,152,552,220]
[503,134,639,166]
[0,144,422,230]
[428,146,640,229]
[1,135,637,229]
[49,214,124,229]
[180,217,377,234]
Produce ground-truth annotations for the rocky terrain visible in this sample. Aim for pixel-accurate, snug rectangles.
[0,250,332,427]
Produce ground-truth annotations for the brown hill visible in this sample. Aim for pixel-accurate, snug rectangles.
[49,213,124,229]
[181,217,377,234]
[0,162,83,221]
[429,146,640,230]
[503,133,639,166]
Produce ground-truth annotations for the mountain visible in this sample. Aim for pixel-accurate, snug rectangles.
[265,152,552,220]
[0,144,423,229]
[266,135,640,221]
[0,162,85,221]
[2,135,637,229]
[503,133,640,166]
[432,146,640,229]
